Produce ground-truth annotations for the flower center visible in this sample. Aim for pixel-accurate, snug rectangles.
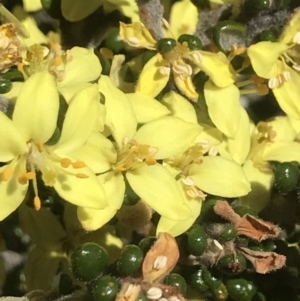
[113,137,158,172]
[256,122,276,143]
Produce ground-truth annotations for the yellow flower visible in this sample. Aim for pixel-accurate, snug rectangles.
[247,9,300,119]
[76,76,203,230]
[0,72,107,220]
[120,22,235,101]
[219,107,300,212]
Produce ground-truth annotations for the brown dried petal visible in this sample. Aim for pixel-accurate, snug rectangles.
[142,232,179,283]
[239,247,286,274]
[116,282,141,301]
[237,214,281,242]
[214,201,281,242]
[213,200,241,224]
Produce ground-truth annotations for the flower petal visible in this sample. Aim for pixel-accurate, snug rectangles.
[99,75,137,148]
[204,81,241,138]
[70,132,117,173]
[0,161,28,221]
[196,51,235,87]
[58,47,102,102]
[273,68,300,119]
[0,112,26,161]
[227,107,251,165]
[134,116,202,159]
[173,72,198,102]
[247,42,288,78]
[240,160,273,212]
[189,156,251,197]
[126,164,193,221]
[61,0,103,21]
[55,85,99,154]
[278,9,300,44]
[136,54,169,97]
[157,181,202,237]
[77,172,125,230]
[13,71,59,143]
[127,92,170,123]
[53,164,107,209]
[161,91,198,123]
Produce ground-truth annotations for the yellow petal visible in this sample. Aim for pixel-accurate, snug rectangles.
[0,161,28,221]
[99,76,137,148]
[240,160,274,212]
[279,9,300,44]
[189,156,251,197]
[273,68,300,119]
[227,107,251,165]
[195,124,223,146]
[134,116,202,159]
[204,81,241,138]
[126,164,193,221]
[196,51,236,87]
[168,0,198,38]
[77,172,125,230]
[127,92,170,123]
[173,72,198,102]
[0,113,26,161]
[105,0,139,21]
[119,22,156,49]
[288,116,300,134]
[53,164,107,209]
[267,116,297,142]
[55,85,99,154]
[136,54,169,97]
[23,0,43,11]
[70,132,117,173]
[261,141,300,163]
[3,82,23,101]
[247,42,288,78]
[59,47,102,102]
[13,71,59,143]
[157,180,202,237]
[61,0,103,21]
[161,91,198,123]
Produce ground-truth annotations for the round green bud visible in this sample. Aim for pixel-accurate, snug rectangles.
[212,283,228,301]
[137,293,148,301]
[138,236,156,255]
[217,254,247,274]
[164,273,187,295]
[71,243,109,281]
[260,30,277,42]
[233,205,258,217]
[0,78,12,94]
[92,275,119,301]
[118,245,143,276]
[105,28,126,54]
[156,38,177,53]
[141,50,157,66]
[220,224,237,241]
[226,278,257,301]
[274,162,299,193]
[187,224,207,256]
[178,34,202,50]
[244,0,270,16]
[2,69,24,82]
[188,269,209,293]
[59,273,73,295]
[202,267,222,290]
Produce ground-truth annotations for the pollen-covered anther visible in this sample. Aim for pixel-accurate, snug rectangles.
[191,51,203,63]
[61,158,72,168]
[209,146,219,156]
[37,142,44,152]
[1,166,13,181]
[34,196,41,211]
[268,77,279,89]
[153,255,168,270]
[172,62,192,77]
[75,173,89,179]
[292,31,300,44]
[232,45,246,55]
[127,36,140,47]
[72,161,86,168]
[256,84,269,96]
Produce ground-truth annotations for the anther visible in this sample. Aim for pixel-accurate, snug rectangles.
[153,255,168,270]
[37,142,44,152]
[75,173,89,179]
[61,158,72,168]
[25,171,36,180]
[147,287,163,300]
[34,196,41,211]
[72,161,86,169]
[1,165,13,181]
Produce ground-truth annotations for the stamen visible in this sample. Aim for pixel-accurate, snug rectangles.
[33,196,41,211]
[159,66,171,76]
[61,158,72,168]
[1,165,13,181]
[268,77,279,89]
[72,161,86,168]
[293,64,300,71]
[256,84,269,95]
[37,142,44,152]
[25,171,36,180]
[124,284,135,297]
[18,173,28,185]
[76,173,89,179]
[127,36,140,47]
